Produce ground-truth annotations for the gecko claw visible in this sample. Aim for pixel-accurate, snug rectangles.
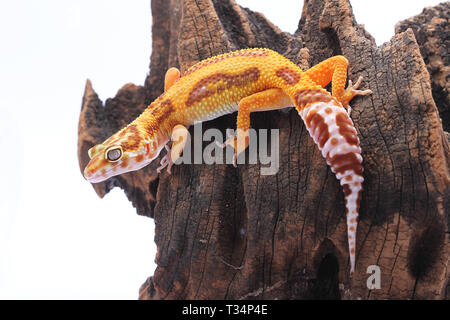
[232,154,238,168]
[215,140,227,148]
[347,76,373,97]
[344,76,373,115]
[218,132,248,167]
[216,136,238,167]
[157,145,174,174]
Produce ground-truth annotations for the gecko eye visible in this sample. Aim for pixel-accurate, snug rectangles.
[106,147,122,162]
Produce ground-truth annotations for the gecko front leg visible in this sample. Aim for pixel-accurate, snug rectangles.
[157,124,190,174]
[157,67,187,174]
[164,67,181,91]
[157,145,174,173]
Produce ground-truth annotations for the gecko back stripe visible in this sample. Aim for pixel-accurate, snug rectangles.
[275,66,302,85]
[186,67,260,107]
[147,100,176,136]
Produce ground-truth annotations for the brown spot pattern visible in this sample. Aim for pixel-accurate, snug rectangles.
[336,112,359,146]
[304,109,317,126]
[184,50,269,76]
[186,67,260,106]
[294,89,335,109]
[317,125,330,148]
[330,137,338,145]
[305,111,330,148]
[136,154,144,163]
[118,130,127,138]
[343,184,352,197]
[327,152,363,176]
[121,125,141,152]
[153,100,175,121]
[147,99,175,136]
[356,190,362,212]
[120,157,129,168]
[88,157,107,174]
[275,66,301,85]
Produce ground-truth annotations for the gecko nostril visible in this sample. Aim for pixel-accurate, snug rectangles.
[83,166,95,178]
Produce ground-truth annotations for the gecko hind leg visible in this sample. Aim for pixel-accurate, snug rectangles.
[304,56,372,113]
[344,76,372,116]
[170,124,189,163]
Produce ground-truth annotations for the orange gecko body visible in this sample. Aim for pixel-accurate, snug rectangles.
[84,48,372,275]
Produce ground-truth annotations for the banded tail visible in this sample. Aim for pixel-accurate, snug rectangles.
[293,88,363,275]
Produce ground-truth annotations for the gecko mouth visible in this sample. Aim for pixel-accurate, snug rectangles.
[83,167,107,183]
[83,157,148,183]
[83,165,116,183]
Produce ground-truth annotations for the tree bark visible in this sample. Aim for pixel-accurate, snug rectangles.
[77,0,449,299]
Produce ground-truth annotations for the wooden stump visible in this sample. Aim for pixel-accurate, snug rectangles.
[77,0,449,299]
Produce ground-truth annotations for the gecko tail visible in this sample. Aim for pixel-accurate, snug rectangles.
[340,178,362,276]
[297,95,363,275]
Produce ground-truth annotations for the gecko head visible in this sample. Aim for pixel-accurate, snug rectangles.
[83,125,160,183]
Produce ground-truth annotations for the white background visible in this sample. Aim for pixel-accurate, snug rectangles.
[0,0,442,299]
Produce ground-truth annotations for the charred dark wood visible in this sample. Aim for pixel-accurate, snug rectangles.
[396,2,449,132]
